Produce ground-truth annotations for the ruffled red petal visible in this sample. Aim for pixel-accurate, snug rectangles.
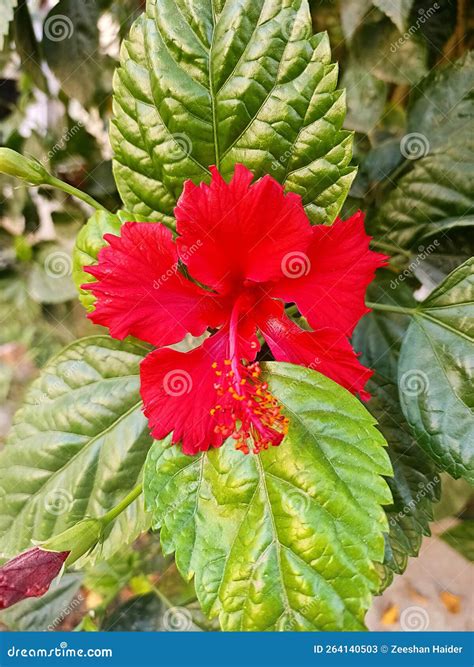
[83,222,223,347]
[270,212,388,336]
[175,164,313,294]
[140,324,261,455]
[259,309,373,400]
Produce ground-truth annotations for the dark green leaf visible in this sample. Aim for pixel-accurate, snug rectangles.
[111,0,355,225]
[369,142,474,249]
[342,59,387,134]
[353,273,440,589]
[398,259,474,482]
[352,17,428,85]
[0,336,151,561]
[13,0,46,90]
[340,0,372,42]
[440,520,474,561]
[408,52,474,153]
[0,573,82,631]
[42,0,101,106]
[145,362,391,631]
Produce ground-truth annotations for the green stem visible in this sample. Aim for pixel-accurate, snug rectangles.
[101,483,143,526]
[366,301,417,315]
[47,175,107,212]
[370,240,412,259]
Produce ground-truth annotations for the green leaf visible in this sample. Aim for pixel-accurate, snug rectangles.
[0,573,82,631]
[352,17,428,86]
[398,259,474,482]
[144,362,391,631]
[372,0,413,33]
[13,0,46,90]
[0,0,17,49]
[0,336,151,561]
[353,273,440,589]
[27,243,77,305]
[111,0,355,225]
[42,0,101,106]
[408,52,474,152]
[72,210,123,311]
[440,520,474,562]
[342,58,387,134]
[369,141,474,250]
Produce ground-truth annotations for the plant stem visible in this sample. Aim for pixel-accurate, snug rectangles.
[366,301,417,315]
[370,240,412,259]
[101,483,143,525]
[47,175,107,212]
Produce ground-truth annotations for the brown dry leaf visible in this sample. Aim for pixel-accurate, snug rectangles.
[440,590,461,614]
[381,603,400,625]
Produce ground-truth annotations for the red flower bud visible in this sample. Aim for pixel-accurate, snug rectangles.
[0,547,69,609]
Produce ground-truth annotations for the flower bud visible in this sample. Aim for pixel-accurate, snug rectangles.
[0,148,51,186]
[0,547,69,609]
[41,518,103,566]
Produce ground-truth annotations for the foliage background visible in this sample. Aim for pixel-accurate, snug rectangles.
[0,0,472,632]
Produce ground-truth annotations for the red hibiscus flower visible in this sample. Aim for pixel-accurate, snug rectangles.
[84,165,386,456]
[0,547,69,609]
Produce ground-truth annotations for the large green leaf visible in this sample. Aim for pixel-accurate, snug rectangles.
[398,259,474,483]
[0,336,151,560]
[368,141,474,250]
[42,0,101,106]
[353,274,440,588]
[408,52,474,152]
[144,362,391,631]
[0,0,17,49]
[111,0,355,225]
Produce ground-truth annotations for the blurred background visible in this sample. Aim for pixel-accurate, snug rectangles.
[0,0,472,632]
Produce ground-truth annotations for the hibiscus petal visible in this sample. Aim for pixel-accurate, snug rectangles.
[259,311,373,400]
[271,212,388,336]
[175,164,313,293]
[83,222,223,347]
[140,326,261,455]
